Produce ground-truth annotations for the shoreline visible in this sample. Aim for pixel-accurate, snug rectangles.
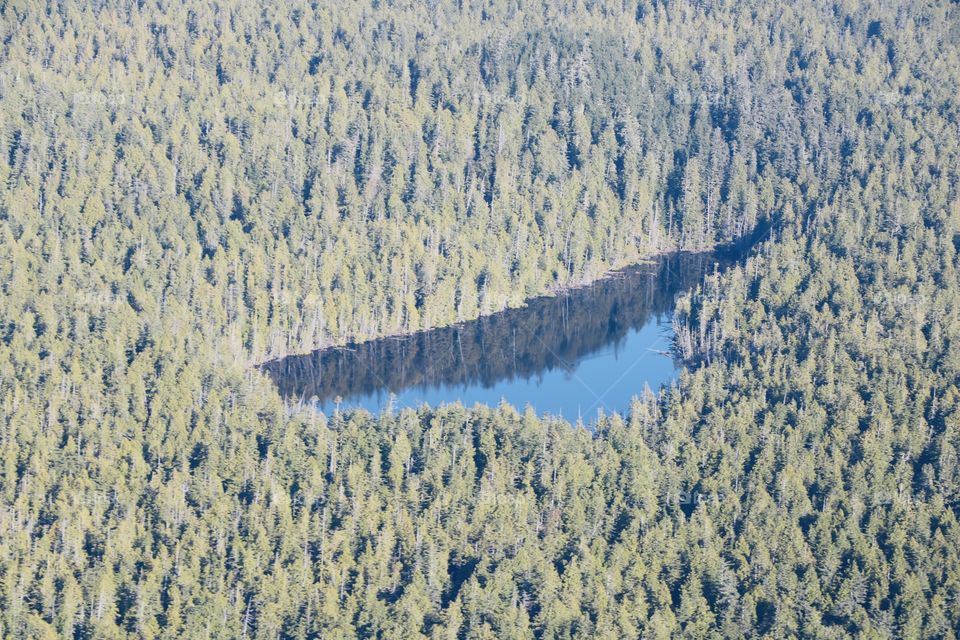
[254,241,735,369]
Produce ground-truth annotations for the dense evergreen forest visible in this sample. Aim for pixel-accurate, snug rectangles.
[1,0,959,637]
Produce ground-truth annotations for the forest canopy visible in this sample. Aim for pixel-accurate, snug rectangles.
[1,0,959,638]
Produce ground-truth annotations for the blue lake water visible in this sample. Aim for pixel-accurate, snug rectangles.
[312,314,673,420]
[262,251,729,419]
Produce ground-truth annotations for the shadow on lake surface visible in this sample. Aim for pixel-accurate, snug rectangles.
[261,234,761,418]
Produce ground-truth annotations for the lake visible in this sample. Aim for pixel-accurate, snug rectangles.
[261,249,740,419]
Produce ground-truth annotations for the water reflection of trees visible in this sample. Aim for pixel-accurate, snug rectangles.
[261,250,743,404]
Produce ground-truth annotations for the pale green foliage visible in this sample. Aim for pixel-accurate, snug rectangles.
[1,0,959,638]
